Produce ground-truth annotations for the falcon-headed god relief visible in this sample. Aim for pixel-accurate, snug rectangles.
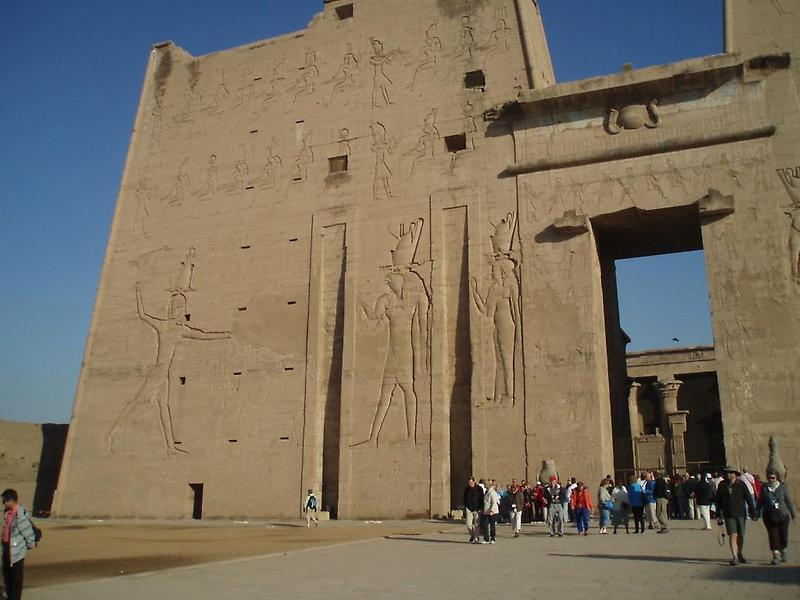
[471,212,520,406]
[353,219,429,447]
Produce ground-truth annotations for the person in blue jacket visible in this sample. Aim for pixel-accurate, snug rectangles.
[627,477,646,534]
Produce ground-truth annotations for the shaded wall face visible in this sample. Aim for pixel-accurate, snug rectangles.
[55,0,547,519]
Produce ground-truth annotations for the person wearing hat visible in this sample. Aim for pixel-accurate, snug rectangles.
[715,466,757,565]
[2,489,37,600]
[756,468,795,565]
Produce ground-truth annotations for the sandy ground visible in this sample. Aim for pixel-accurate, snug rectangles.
[24,518,460,588]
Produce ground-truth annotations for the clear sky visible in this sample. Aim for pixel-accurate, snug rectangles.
[0,1,722,423]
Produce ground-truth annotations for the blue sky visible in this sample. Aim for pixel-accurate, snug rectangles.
[0,1,722,423]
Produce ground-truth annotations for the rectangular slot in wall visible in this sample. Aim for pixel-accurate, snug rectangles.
[287,300,297,305]
[227,439,238,443]
[238,307,247,312]
[241,245,251,249]
[284,367,294,371]
[335,3,354,20]
[184,313,191,322]
[188,483,204,520]
[279,436,290,441]
[179,376,186,385]
[289,237,298,242]
[464,70,486,89]
[249,129,258,134]
[233,372,242,376]
[328,155,348,174]
[445,134,467,153]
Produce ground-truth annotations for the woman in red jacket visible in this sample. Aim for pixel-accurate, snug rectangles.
[570,481,594,535]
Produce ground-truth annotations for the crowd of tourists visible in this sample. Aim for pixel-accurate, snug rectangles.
[461,465,795,566]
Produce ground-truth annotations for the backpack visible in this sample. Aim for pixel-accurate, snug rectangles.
[307,495,317,510]
[31,521,42,544]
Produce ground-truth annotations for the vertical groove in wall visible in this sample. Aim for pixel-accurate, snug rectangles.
[320,224,346,517]
[442,207,472,507]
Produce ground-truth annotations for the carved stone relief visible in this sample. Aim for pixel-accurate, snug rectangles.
[606,99,660,134]
[108,278,231,456]
[260,60,286,110]
[132,178,154,240]
[471,212,520,407]
[259,137,283,188]
[448,16,477,76]
[777,166,800,284]
[410,108,439,178]
[291,132,314,182]
[353,219,429,447]
[327,43,359,105]
[482,9,511,68]
[369,38,393,108]
[370,121,394,200]
[411,23,442,90]
[337,128,352,156]
[293,52,319,108]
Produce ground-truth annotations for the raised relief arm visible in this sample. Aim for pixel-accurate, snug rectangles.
[414,290,430,371]
[182,326,231,341]
[360,294,388,331]
[136,285,164,330]
[470,277,488,315]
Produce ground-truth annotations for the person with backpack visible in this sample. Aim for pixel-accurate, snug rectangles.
[756,468,795,565]
[303,489,319,527]
[653,470,671,533]
[2,489,37,600]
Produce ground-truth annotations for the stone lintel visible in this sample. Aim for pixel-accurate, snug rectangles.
[698,189,735,217]
[552,210,589,235]
[505,124,776,176]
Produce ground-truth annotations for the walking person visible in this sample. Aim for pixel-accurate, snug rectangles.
[2,489,37,600]
[716,466,757,565]
[463,477,484,543]
[482,480,500,544]
[597,478,612,534]
[509,481,524,537]
[570,481,594,535]
[695,473,715,530]
[756,469,795,565]
[628,476,646,534]
[643,472,657,529]
[543,475,565,537]
[303,489,319,527]
[564,478,577,523]
[611,479,630,534]
[653,470,671,533]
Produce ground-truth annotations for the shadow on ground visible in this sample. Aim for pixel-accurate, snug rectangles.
[704,565,799,585]
[547,553,724,565]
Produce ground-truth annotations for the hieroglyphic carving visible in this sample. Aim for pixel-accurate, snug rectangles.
[463,101,478,150]
[327,43,359,105]
[259,137,282,187]
[293,51,319,107]
[482,10,511,68]
[291,132,314,182]
[750,147,769,193]
[646,172,666,199]
[370,121,394,200]
[108,283,230,455]
[171,247,197,295]
[162,158,191,217]
[410,108,439,178]
[620,167,637,204]
[720,152,743,188]
[337,128,352,156]
[411,23,442,90]
[666,159,691,196]
[448,16,477,75]
[776,166,800,283]
[353,219,429,447]
[471,212,520,406]
[133,179,154,240]
[607,100,660,134]
[260,60,286,110]
[369,38,393,107]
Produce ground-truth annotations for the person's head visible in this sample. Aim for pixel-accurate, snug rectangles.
[639,472,647,480]
[742,466,750,474]
[307,489,313,495]
[478,478,485,486]
[570,477,576,484]
[653,470,661,479]
[766,469,780,484]
[725,467,740,482]
[705,473,712,480]
[1,489,18,509]
[576,481,585,491]
[468,477,475,488]
[512,478,518,485]
[616,479,624,487]
[549,475,558,485]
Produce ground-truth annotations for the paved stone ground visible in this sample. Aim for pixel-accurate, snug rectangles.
[26,520,799,599]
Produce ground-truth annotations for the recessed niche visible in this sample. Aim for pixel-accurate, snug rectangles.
[253,77,262,81]
[329,155,348,174]
[184,313,191,322]
[279,436,290,441]
[238,307,248,312]
[464,70,486,89]
[249,129,258,134]
[245,185,254,190]
[233,372,242,376]
[287,300,297,305]
[284,367,294,371]
[227,439,238,443]
[335,3,354,20]
[289,237,298,242]
[241,244,251,249]
[179,376,187,385]
[445,134,467,153]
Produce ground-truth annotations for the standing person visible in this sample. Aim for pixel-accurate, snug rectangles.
[303,489,319,527]
[2,489,36,600]
[716,466,757,565]
[463,477,484,543]
[509,482,525,537]
[643,472,657,529]
[653,470,671,533]
[611,479,630,534]
[482,481,501,544]
[543,476,565,537]
[695,473,715,530]
[757,469,795,564]
[532,482,544,523]
[565,478,577,523]
[597,479,612,534]
[570,482,594,535]
[628,476,646,534]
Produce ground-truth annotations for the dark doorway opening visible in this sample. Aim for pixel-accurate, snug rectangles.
[592,205,720,477]
[189,483,204,519]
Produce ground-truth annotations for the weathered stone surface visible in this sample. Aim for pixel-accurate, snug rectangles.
[54,0,800,519]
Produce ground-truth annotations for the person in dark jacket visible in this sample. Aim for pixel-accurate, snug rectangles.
[628,477,646,534]
[2,489,36,600]
[543,476,565,537]
[716,466,757,565]
[653,471,671,533]
[694,473,715,530]
[756,468,796,564]
[463,477,484,544]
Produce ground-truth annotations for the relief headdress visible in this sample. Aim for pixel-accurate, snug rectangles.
[391,218,423,268]
[490,211,516,256]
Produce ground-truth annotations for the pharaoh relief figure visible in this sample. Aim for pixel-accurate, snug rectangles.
[353,219,429,447]
[471,212,520,406]
[777,166,800,284]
